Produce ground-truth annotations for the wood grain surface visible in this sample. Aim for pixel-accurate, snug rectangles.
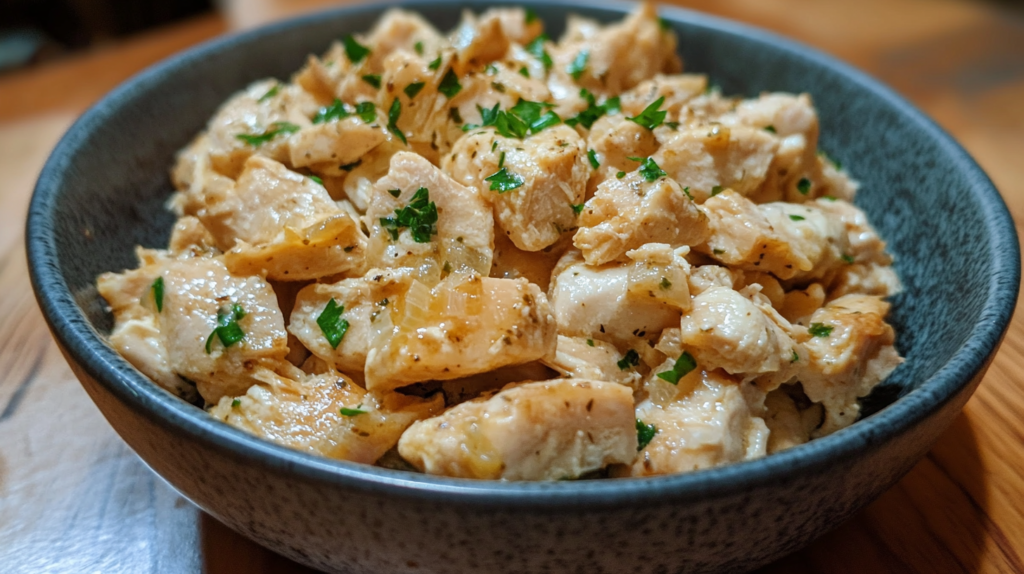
[0,1,1021,572]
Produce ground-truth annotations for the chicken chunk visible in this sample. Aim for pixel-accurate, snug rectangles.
[364,275,557,392]
[288,268,414,373]
[696,190,849,283]
[763,385,824,453]
[624,243,692,311]
[651,124,778,204]
[623,369,768,476]
[480,7,544,45]
[584,114,659,191]
[574,169,710,266]
[210,368,443,463]
[449,10,511,75]
[398,379,636,480]
[169,134,236,216]
[365,151,494,275]
[617,74,708,119]
[543,335,643,388]
[197,155,366,281]
[798,295,902,436]
[549,250,681,348]
[287,111,388,170]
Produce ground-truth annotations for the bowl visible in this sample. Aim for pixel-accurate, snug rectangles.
[26,0,1021,572]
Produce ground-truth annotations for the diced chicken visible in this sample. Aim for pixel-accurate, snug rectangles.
[818,154,858,201]
[363,9,446,71]
[548,3,681,97]
[365,275,556,392]
[398,379,636,480]
[168,216,218,257]
[779,282,827,324]
[623,369,768,476]
[288,113,388,170]
[585,114,658,190]
[763,385,824,453]
[543,335,643,388]
[617,74,708,118]
[549,250,681,347]
[651,124,778,203]
[449,11,511,75]
[341,139,405,212]
[696,190,849,283]
[686,264,738,295]
[574,169,710,266]
[210,368,443,463]
[678,286,802,385]
[445,125,588,252]
[198,155,366,281]
[365,151,494,275]
[624,243,692,311]
[479,7,544,45]
[812,197,901,299]
[798,295,903,436]
[169,134,236,217]
[288,268,414,373]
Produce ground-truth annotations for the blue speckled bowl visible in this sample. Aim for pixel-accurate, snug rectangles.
[26,1,1020,572]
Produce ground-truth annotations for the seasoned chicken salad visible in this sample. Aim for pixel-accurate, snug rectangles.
[98,3,902,480]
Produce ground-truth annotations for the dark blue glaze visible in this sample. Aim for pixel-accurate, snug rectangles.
[26,1,1020,572]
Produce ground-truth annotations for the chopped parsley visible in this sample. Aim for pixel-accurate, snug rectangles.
[340,160,362,171]
[764,125,777,133]
[616,171,626,179]
[428,55,442,71]
[636,419,657,451]
[340,407,367,416]
[235,122,300,146]
[414,41,424,55]
[797,177,812,195]
[682,186,694,201]
[656,351,697,385]
[354,101,376,123]
[231,398,241,408]
[567,50,589,80]
[616,349,640,370]
[509,99,561,133]
[497,150,505,168]
[587,149,600,169]
[525,8,539,23]
[361,74,381,89]
[791,350,799,363]
[565,88,615,129]
[525,35,553,72]
[379,187,438,242]
[658,17,671,31]
[635,157,666,182]
[627,96,667,130]
[789,214,806,221]
[387,99,407,144]
[404,82,425,99]
[659,277,671,290]
[313,99,350,124]
[343,35,371,64]
[485,167,525,193]
[449,107,463,124]
[438,68,462,99]
[309,175,323,185]
[842,254,856,264]
[151,276,164,313]
[808,322,834,338]
[204,304,246,353]
[316,298,350,349]
[571,203,585,215]
[388,188,401,198]
[518,66,530,78]
[711,185,723,196]
[258,84,279,102]
[586,339,595,347]
[464,100,560,138]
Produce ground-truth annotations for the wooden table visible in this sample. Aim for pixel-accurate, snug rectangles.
[1,1,1021,571]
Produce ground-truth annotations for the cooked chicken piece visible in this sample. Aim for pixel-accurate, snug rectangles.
[549,250,680,348]
[618,74,708,118]
[543,335,643,388]
[813,198,893,266]
[574,169,709,266]
[341,139,405,212]
[445,125,588,252]
[548,3,681,97]
[678,286,801,386]
[398,379,636,480]
[624,243,692,311]
[763,385,824,453]
[449,11,511,75]
[288,268,414,373]
[798,294,902,436]
[202,81,319,179]
[378,50,451,159]
[287,111,388,170]
[696,190,849,283]
[365,275,556,392]
[780,282,827,324]
[623,368,768,476]
[365,151,494,275]
[651,124,778,203]
[818,154,858,201]
[827,262,902,300]
[210,368,443,463]
[168,216,218,257]
[585,114,658,191]
[198,155,366,281]
[686,264,738,295]
[489,232,571,292]
[479,7,544,45]
[363,9,446,71]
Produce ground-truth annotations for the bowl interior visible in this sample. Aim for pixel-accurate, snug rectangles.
[29,0,1019,490]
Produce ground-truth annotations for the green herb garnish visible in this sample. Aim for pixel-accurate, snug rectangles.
[361,74,381,89]
[635,157,666,182]
[797,177,812,195]
[379,187,438,242]
[340,407,367,416]
[438,68,462,98]
[659,277,671,290]
[309,175,323,185]
[343,35,371,64]
[404,82,425,99]
[525,35,552,72]
[656,351,696,384]
[808,322,834,338]
[313,99,348,124]
[151,276,164,312]
[682,186,694,201]
[484,167,525,193]
[567,50,589,80]
[711,185,723,196]
[789,214,805,221]
[616,171,626,179]
[587,149,600,169]
[842,254,855,264]
[636,419,657,451]
[387,99,407,144]
[354,101,376,123]
[258,84,279,102]
[235,121,300,147]
[586,339,595,347]
[627,96,666,130]
[764,125,777,133]
[509,99,560,134]
[388,188,401,198]
[204,303,246,353]
[518,66,530,78]
[414,41,424,55]
[449,107,463,124]
[571,203,585,215]
[231,398,241,408]
[791,350,799,363]
[428,55,442,71]
[316,298,350,349]
[616,349,640,370]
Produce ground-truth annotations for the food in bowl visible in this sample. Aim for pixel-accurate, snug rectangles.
[96,2,902,481]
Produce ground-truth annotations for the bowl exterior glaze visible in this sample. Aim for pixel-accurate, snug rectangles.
[27,1,1020,573]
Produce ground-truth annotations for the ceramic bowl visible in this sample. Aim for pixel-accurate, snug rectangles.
[26,1,1020,572]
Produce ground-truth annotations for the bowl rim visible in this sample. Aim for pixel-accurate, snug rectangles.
[26,0,1020,507]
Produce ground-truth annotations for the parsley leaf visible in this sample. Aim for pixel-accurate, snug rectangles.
[340,407,367,416]
[587,149,600,169]
[797,177,812,195]
[312,99,349,124]
[525,35,552,72]
[509,99,561,133]
[379,187,438,242]
[789,214,806,221]
[258,85,279,102]
[764,125,777,133]
[637,157,667,182]
[449,107,463,124]
[842,254,856,264]
[309,175,323,185]
[404,82,425,99]
[353,101,375,123]
[231,398,241,408]
[205,304,246,353]
[656,351,697,385]
[518,66,530,78]
[388,188,401,197]
[235,121,300,147]
[659,277,671,290]
[567,49,589,80]
[316,298,350,349]
[387,99,407,144]
[414,41,424,55]
[627,96,667,130]
[485,167,525,193]
[616,349,640,370]
[571,203,585,215]
[361,74,381,89]
[151,276,164,313]
[682,186,694,201]
[711,185,723,196]
[586,339,595,347]
[343,35,371,64]
[808,322,834,338]
[636,419,657,451]
[428,55,442,71]
[616,171,626,179]
[791,350,800,363]
[438,68,462,98]
[564,88,615,129]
